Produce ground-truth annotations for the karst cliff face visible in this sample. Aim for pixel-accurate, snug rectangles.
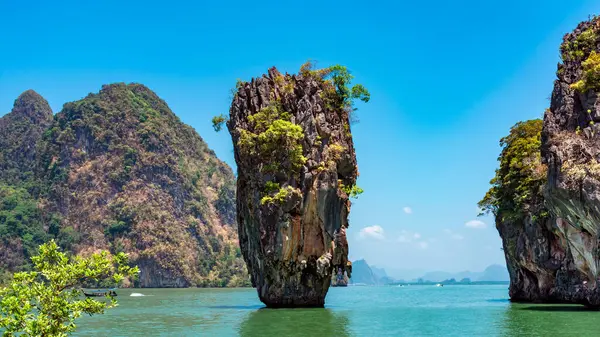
[227,66,362,307]
[496,212,585,302]
[481,117,589,303]
[541,17,600,305]
[487,17,600,306]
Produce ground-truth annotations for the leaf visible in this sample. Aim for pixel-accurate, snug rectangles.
[0,240,139,336]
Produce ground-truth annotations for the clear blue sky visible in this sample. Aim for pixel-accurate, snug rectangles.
[2,0,599,278]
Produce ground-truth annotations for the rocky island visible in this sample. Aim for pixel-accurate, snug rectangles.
[218,63,368,307]
[481,16,600,306]
[0,85,249,287]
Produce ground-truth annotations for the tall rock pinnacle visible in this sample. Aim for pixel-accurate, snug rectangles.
[479,17,600,306]
[227,64,365,307]
[541,16,600,306]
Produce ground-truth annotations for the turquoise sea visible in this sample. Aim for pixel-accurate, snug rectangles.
[74,285,600,336]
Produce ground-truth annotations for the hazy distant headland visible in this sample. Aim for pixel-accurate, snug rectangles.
[350,259,509,286]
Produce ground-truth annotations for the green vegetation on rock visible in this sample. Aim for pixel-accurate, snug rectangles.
[260,186,301,205]
[225,63,362,307]
[300,62,370,123]
[561,20,599,61]
[235,102,307,205]
[0,85,251,288]
[218,62,369,209]
[326,64,371,109]
[478,119,547,222]
[238,104,306,173]
[339,182,364,199]
[212,114,227,132]
[571,51,600,92]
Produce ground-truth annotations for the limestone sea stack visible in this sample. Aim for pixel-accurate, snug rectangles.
[484,16,600,306]
[480,119,584,303]
[542,16,600,306]
[226,64,366,307]
[480,16,600,306]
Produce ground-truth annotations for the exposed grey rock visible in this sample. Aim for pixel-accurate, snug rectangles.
[227,67,357,307]
[540,16,600,306]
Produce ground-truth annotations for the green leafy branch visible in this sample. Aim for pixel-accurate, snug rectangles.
[0,240,139,337]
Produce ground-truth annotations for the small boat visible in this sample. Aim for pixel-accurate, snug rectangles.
[436,283,443,287]
[82,288,118,297]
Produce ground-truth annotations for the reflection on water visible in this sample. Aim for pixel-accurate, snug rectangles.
[239,308,350,337]
[499,302,600,336]
[71,286,600,336]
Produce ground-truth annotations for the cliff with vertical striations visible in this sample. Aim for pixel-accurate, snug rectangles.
[480,120,584,303]
[483,16,600,306]
[226,63,367,307]
[542,16,600,306]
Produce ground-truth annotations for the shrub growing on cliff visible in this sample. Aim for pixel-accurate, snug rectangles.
[571,51,600,92]
[260,185,300,205]
[0,240,139,337]
[561,24,599,61]
[300,62,370,122]
[215,64,367,209]
[212,115,227,132]
[338,181,364,199]
[234,102,307,205]
[238,103,307,174]
[479,119,547,221]
[327,65,371,107]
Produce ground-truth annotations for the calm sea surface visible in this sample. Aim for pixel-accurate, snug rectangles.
[74,285,600,336]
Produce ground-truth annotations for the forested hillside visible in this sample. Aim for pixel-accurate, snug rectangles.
[0,84,249,287]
